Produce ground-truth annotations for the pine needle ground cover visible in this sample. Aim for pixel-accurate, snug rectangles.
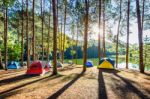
[0,65,150,99]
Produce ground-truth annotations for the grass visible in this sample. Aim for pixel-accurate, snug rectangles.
[64,58,99,66]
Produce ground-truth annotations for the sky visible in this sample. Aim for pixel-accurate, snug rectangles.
[16,0,150,45]
[73,0,150,45]
[90,22,150,44]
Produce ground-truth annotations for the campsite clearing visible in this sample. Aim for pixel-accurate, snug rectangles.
[0,65,150,99]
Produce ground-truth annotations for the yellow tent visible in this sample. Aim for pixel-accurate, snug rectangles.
[98,58,115,69]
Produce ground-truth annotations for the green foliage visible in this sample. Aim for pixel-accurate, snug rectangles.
[0,23,21,61]
[3,0,15,7]
[8,43,21,61]
[57,33,76,51]
[0,43,21,61]
[70,50,76,56]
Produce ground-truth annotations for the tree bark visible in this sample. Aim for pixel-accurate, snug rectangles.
[57,0,61,60]
[60,15,63,62]
[26,0,30,68]
[75,22,79,64]
[98,0,102,63]
[142,0,145,67]
[4,7,8,70]
[116,0,122,68]
[17,25,20,44]
[126,0,130,69]
[52,0,58,75]
[41,0,44,61]
[136,0,144,73]
[62,0,67,63]
[102,0,106,57]
[32,0,35,61]
[141,0,145,31]
[47,1,51,61]
[0,50,3,69]
[144,35,148,66]
[21,0,24,66]
[83,0,89,72]
[71,23,75,61]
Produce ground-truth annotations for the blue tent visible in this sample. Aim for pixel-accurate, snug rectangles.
[7,61,20,69]
[86,61,93,67]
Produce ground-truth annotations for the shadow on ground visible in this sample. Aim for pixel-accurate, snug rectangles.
[100,69,150,99]
[0,69,25,78]
[47,71,85,99]
[143,72,150,77]
[58,64,75,72]
[98,69,107,99]
[0,74,62,98]
[0,74,35,86]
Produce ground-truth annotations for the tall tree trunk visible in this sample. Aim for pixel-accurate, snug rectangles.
[98,0,102,63]
[62,0,67,63]
[141,0,145,31]
[0,50,3,69]
[60,15,63,62]
[75,10,79,65]
[144,35,148,66]
[102,0,106,57]
[32,0,35,61]
[142,0,145,67]
[71,23,75,61]
[41,0,45,61]
[4,7,8,70]
[17,20,20,44]
[26,0,30,68]
[57,0,61,60]
[136,0,144,73]
[126,0,130,69]
[21,0,24,66]
[83,0,89,72]
[116,0,122,68]
[75,22,79,64]
[47,1,51,61]
[52,0,58,75]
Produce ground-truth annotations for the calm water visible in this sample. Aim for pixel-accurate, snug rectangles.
[66,56,150,71]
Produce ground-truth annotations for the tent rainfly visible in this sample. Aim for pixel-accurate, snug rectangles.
[7,61,20,69]
[86,61,93,67]
[98,58,115,69]
[26,60,50,75]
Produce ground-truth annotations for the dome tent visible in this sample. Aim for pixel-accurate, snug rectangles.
[57,62,63,68]
[7,61,20,69]
[42,61,51,68]
[26,60,50,75]
[86,61,93,67]
[45,61,51,68]
[98,58,115,69]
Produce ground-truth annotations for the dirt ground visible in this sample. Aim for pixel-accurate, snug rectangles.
[0,65,150,99]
